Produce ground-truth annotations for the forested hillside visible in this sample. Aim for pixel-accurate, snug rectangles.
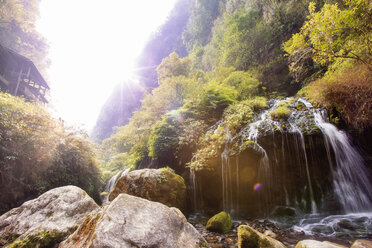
[99,0,371,178]
[91,0,193,141]
[0,0,49,74]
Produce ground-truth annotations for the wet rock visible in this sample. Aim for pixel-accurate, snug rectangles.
[206,211,233,233]
[264,229,278,239]
[270,206,297,217]
[0,186,99,247]
[351,239,372,248]
[108,168,186,210]
[295,240,344,248]
[238,225,286,248]
[60,194,207,248]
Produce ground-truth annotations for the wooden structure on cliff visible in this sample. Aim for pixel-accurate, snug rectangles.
[0,44,49,103]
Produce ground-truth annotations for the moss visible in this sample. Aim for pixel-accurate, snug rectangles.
[330,114,340,125]
[238,225,260,248]
[238,225,286,248]
[240,140,256,153]
[156,173,168,183]
[9,230,66,248]
[296,102,307,111]
[238,225,272,248]
[206,211,232,233]
[270,106,291,120]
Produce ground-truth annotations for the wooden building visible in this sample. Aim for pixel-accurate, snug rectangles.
[0,44,49,103]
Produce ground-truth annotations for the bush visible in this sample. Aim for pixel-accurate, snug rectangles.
[0,93,102,214]
[304,64,372,129]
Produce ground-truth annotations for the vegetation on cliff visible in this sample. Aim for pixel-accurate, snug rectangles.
[98,0,371,178]
[0,93,102,214]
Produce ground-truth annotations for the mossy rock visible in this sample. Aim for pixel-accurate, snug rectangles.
[206,211,232,233]
[8,230,68,248]
[238,225,286,248]
[108,168,186,211]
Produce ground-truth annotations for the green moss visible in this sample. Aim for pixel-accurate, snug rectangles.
[330,114,340,125]
[238,225,272,248]
[157,173,168,183]
[9,230,66,248]
[270,106,291,120]
[238,225,260,248]
[206,211,232,233]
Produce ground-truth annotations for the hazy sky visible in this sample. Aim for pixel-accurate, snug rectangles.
[37,0,177,132]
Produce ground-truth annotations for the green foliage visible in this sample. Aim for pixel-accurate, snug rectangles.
[157,52,192,80]
[284,0,372,72]
[148,112,180,161]
[223,97,267,134]
[183,0,222,50]
[223,71,261,100]
[269,99,294,120]
[0,0,49,72]
[303,64,372,129]
[0,93,102,214]
[187,126,226,170]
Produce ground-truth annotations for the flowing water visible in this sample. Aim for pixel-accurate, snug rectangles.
[313,110,372,213]
[189,97,372,238]
[102,168,130,203]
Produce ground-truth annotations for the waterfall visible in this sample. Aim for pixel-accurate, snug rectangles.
[314,110,372,212]
[102,168,130,203]
[289,119,317,213]
[221,129,234,214]
[190,167,203,214]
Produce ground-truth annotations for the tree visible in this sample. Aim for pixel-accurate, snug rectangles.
[0,0,49,72]
[284,0,372,71]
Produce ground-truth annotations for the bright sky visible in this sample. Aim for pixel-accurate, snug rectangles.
[37,0,177,132]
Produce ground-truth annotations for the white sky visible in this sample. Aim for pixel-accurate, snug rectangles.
[37,0,177,132]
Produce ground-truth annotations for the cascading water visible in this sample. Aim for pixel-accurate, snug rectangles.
[190,167,203,214]
[102,168,130,203]
[221,129,234,214]
[313,110,372,212]
[190,97,372,238]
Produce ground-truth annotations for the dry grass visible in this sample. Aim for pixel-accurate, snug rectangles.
[304,65,372,130]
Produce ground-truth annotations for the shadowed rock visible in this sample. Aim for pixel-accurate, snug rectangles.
[0,186,99,247]
[60,194,207,248]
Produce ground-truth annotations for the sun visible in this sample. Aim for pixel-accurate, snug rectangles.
[37,0,177,131]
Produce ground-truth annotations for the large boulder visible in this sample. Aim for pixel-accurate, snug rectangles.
[238,225,286,248]
[60,193,207,248]
[108,168,186,210]
[0,186,99,247]
[351,239,372,248]
[295,240,345,248]
[206,211,232,233]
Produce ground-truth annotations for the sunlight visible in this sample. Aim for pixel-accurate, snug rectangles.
[37,0,177,131]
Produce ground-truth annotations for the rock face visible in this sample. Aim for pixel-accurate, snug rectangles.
[295,240,345,248]
[206,211,232,233]
[238,225,286,248]
[0,186,99,247]
[351,239,372,248]
[60,193,207,248]
[108,168,186,210]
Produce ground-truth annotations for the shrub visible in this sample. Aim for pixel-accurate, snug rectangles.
[0,93,102,214]
[304,64,372,129]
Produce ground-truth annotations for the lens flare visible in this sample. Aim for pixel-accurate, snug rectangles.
[253,183,262,191]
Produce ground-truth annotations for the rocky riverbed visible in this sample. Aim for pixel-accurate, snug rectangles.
[190,217,361,248]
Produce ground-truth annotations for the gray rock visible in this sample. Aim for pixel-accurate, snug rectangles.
[0,186,99,247]
[351,239,372,248]
[295,240,345,248]
[60,193,207,248]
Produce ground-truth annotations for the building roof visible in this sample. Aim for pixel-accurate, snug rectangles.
[0,44,49,89]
